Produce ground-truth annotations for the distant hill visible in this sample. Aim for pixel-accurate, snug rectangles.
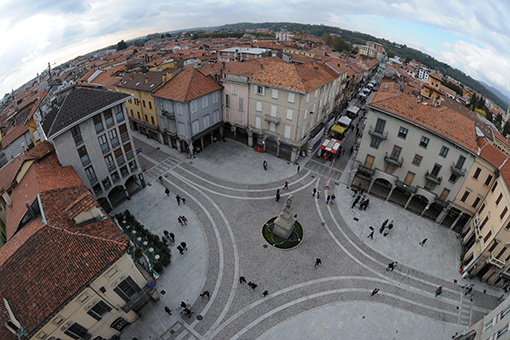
[214,22,508,110]
[480,81,510,109]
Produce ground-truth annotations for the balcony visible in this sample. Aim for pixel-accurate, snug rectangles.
[162,110,175,120]
[121,132,130,143]
[395,179,417,194]
[425,170,442,185]
[489,254,505,269]
[116,156,126,166]
[264,114,280,125]
[451,162,467,177]
[88,176,98,186]
[126,150,134,160]
[368,126,387,140]
[357,164,375,178]
[384,152,403,167]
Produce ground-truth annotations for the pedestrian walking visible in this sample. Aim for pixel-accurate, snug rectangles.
[419,238,428,246]
[263,160,268,171]
[367,227,374,239]
[180,301,188,309]
[283,181,289,190]
[465,286,473,296]
[177,245,184,254]
[350,145,354,155]
[248,282,257,289]
[165,306,172,315]
[178,217,183,227]
[239,276,247,284]
[314,258,322,268]
[386,262,396,271]
[297,165,301,173]
[180,241,187,250]
[317,190,321,199]
[276,189,281,202]
[181,197,186,205]
[180,216,187,225]
[383,228,390,237]
[499,294,505,301]
[387,221,394,231]
[262,290,269,297]
[165,188,170,196]
[330,194,336,205]
[371,288,380,296]
[326,195,331,205]
[352,188,358,198]
[169,232,175,243]
[200,291,210,299]
[380,219,388,233]
[351,195,361,209]
[435,286,443,297]
[176,195,181,205]
[313,188,316,197]
[362,199,370,210]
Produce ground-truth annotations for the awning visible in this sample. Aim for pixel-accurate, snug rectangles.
[359,92,367,97]
[331,125,346,134]
[347,106,360,115]
[320,137,342,154]
[338,116,352,127]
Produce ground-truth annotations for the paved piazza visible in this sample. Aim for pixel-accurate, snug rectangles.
[115,124,502,340]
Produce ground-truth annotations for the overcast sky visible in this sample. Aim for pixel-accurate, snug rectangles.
[0,0,509,106]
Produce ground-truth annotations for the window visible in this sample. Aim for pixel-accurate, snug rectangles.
[255,116,261,129]
[419,136,429,148]
[78,146,90,166]
[375,118,386,133]
[485,174,493,186]
[225,95,230,108]
[120,165,129,176]
[479,203,486,215]
[315,89,318,97]
[271,105,277,117]
[430,164,441,177]
[104,154,115,171]
[87,301,112,321]
[439,188,450,200]
[213,91,219,103]
[501,207,508,220]
[231,83,238,95]
[272,89,278,99]
[390,146,401,160]
[204,114,210,128]
[111,171,120,183]
[85,166,97,182]
[483,230,492,243]
[93,115,104,133]
[137,111,141,120]
[288,93,295,103]
[370,136,381,149]
[456,155,466,169]
[149,101,152,110]
[213,110,219,123]
[64,323,89,340]
[284,125,291,139]
[192,120,200,134]
[98,134,109,154]
[255,85,265,95]
[306,93,310,102]
[104,111,114,127]
[256,101,262,112]
[202,96,208,108]
[151,116,155,125]
[191,100,198,113]
[483,319,493,332]
[472,196,481,208]
[109,129,119,148]
[460,190,470,202]
[286,109,293,120]
[237,111,243,124]
[497,193,503,205]
[412,154,422,166]
[398,127,408,139]
[113,105,124,122]
[114,276,141,302]
[176,102,183,115]
[142,99,146,108]
[473,167,481,179]
[501,306,510,320]
[269,122,276,132]
[492,181,499,193]
[496,324,508,339]
[114,147,124,165]
[439,146,449,157]
[144,114,148,122]
[304,109,308,120]
[71,126,82,145]
[238,97,244,111]
[449,173,459,183]
[110,317,130,332]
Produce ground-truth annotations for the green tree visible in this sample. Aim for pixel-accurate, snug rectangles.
[322,34,333,46]
[503,121,510,137]
[116,40,127,51]
[387,50,396,58]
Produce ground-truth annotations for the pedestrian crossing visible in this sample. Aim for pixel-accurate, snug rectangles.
[457,291,473,328]
[144,155,181,181]
[304,158,343,180]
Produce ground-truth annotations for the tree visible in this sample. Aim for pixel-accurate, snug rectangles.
[387,50,396,58]
[503,121,510,137]
[116,40,127,51]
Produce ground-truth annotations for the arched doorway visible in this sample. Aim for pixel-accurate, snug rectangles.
[108,185,127,208]
[125,174,142,197]
[264,136,278,158]
[406,194,429,215]
[279,142,293,161]
[388,186,411,207]
[369,178,392,199]
[97,197,112,214]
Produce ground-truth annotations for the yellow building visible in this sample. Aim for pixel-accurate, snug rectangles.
[420,73,444,106]
[115,71,175,142]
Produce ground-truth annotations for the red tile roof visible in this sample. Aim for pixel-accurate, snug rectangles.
[153,66,222,102]
[370,92,478,153]
[0,157,21,193]
[0,163,128,340]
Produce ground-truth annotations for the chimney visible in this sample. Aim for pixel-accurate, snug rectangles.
[145,76,149,83]
[260,64,263,71]
[2,192,12,208]
[162,74,167,82]
[130,74,133,80]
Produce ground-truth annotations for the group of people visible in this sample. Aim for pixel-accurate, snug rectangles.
[379,219,394,237]
[177,215,188,226]
[239,276,269,297]
[352,193,370,210]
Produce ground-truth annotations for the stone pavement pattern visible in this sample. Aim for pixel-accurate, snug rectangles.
[114,130,502,340]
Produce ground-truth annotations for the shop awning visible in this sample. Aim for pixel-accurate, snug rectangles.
[338,116,352,127]
[331,125,346,134]
[320,137,342,154]
[347,106,360,115]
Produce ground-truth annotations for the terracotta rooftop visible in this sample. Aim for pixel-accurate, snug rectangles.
[0,163,128,340]
[153,66,222,102]
[369,92,478,154]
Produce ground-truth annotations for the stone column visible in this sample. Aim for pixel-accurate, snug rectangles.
[176,139,182,152]
[435,206,450,224]
[291,147,298,164]
[386,186,395,201]
[404,195,413,209]
[201,136,205,151]
[450,212,464,230]
[276,140,281,158]
[248,130,254,147]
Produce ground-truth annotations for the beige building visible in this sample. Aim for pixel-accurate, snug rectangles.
[0,147,154,340]
[248,60,339,161]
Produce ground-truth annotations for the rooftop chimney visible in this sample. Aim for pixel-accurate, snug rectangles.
[260,64,263,71]
[145,76,149,83]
